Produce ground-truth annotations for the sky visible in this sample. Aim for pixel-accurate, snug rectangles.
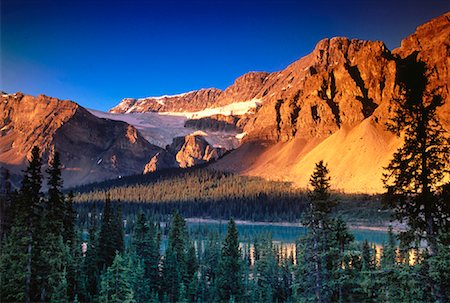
[1,0,448,111]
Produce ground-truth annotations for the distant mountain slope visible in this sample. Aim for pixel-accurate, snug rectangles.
[213,12,450,193]
[0,93,163,187]
[2,13,448,192]
[110,72,269,114]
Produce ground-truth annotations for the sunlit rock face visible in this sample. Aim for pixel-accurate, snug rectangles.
[0,93,163,187]
[110,72,269,114]
[2,13,448,192]
[213,13,450,193]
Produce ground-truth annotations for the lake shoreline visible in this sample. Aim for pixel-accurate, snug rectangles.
[185,217,407,232]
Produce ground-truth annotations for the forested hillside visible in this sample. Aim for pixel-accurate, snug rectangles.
[72,168,389,224]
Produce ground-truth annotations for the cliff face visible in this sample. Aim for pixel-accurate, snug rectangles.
[110,71,269,114]
[110,88,222,113]
[0,93,163,187]
[2,13,448,192]
[213,12,450,193]
[242,38,397,141]
[143,134,226,173]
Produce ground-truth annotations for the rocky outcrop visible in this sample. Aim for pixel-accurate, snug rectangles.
[110,72,269,114]
[143,151,178,173]
[393,12,450,127]
[213,13,450,193]
[240,38,397,141]
[110,89,222,113]
[184,114,242,132]
[0,93,164,187]
[168,134,226,168]
[242,13,450,143]
[143,134,226,173]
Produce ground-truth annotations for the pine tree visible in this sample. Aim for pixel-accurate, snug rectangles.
[46,151,65,231]
[383,54,450,255]
[297,161,336,303]
[16,146,44,302]
[132,213,161,295]
[98,194,124,271]
[217,219,243,302]
[0,168,13,241]
[253,235,279,303]
[63,191,77,245]
[99,253,135,303]
[162,212,189,301]
[34,150,70,301]
[330,217,354,302]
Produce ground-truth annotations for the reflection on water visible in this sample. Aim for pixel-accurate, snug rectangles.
[182,221,394,265]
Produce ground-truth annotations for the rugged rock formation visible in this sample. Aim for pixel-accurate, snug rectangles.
[0,93,164,187]
[143,134,226,173]
[143,151,178,173]
[213,12,450,193]
[393,12,450,127]
[110,72,269,114]
[110,88,222,113]
[184,114,242,132]
[168,134,226,168]
[240,38,397,141]
[3,13,448,192]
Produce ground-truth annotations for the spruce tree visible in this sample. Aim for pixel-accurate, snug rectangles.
[383,55,450,255]
[98,194,124,271]
[99,253,135,303]
[217,219,243,302]
[0,147,45,302]
[132,213,160,300]
[46,151,65,231]
[298,161,335,303]
[162,212,189,302]
[34,150,70,301]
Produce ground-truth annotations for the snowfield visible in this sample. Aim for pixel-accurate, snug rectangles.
[88,109,241,150]
[90,99,260,150]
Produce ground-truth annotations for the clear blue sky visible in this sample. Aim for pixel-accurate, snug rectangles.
[1,0,448,111]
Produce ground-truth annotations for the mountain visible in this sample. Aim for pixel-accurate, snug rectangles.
[0,93,164,187]
[2,13,448,192]
[212,12,450,193]
[110,72,269,114]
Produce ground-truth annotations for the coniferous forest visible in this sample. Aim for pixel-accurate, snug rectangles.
[1,146,449,302]
[1,59,450,303]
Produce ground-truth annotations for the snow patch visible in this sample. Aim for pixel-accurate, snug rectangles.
[235,132,247,140]
[191,130,208,137]
[88,109,241,150]
[160,98,262,119]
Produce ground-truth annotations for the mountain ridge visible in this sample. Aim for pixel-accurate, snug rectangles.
[1,12,449,192]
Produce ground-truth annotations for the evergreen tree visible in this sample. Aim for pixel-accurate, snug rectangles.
[63,191,77,245]
[217,219,243,302]
[379,227,401,302]
[85,205,101,301]
[297,161,336,303]
[99,253,135,303]
[330,217,354,302]
[98,194,124,271]
[34,150,70,301]
[201,231,221,302]
[383,54,450,255]
[133,213,161,294]
[5,146,45,302]
[46,151,65,231]
[162,212,189,302]
[0,168,13,241]
[253,234,280,303]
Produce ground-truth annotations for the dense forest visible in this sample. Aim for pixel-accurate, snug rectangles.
[71,168,389,225]
[1,149,449,303]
